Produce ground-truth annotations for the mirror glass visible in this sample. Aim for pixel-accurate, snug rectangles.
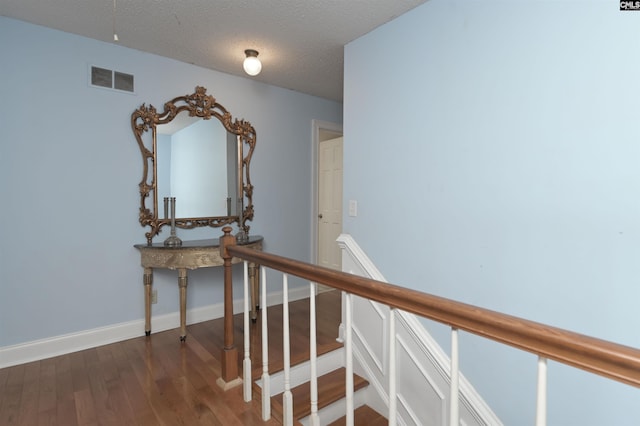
[132,86,255,244]
[156,117,238,218]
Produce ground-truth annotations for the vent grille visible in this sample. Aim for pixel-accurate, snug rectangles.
[90,65,134,93]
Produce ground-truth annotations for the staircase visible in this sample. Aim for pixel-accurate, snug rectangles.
[243,290,387,425]
[228,238,502,425]
[227,234,602,426]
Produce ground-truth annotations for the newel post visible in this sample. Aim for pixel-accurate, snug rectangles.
[218,226,240,388]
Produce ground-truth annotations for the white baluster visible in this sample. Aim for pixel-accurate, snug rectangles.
[243,261,252,402]
[309,282,320,426]
[261,266,271,420]
[535,356,547,426]
[388,308,397,426]
[449,328,459,426]
[282,274,293,426]
[345,292,354,426]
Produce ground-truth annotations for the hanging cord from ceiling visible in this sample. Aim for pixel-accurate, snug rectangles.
[113,0,119,41]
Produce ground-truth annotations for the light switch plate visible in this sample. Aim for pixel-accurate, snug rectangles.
[348,200,357,217]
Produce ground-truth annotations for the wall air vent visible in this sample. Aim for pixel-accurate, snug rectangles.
[90,65,134,93]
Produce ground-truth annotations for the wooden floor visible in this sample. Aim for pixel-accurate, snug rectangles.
[0,291,342,426]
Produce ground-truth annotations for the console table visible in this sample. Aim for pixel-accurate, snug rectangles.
[134,235,263,341]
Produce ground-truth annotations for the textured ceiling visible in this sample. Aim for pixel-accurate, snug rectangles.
[0,0,428,101]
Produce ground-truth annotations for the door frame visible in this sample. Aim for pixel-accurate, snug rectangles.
[310,119,343,265]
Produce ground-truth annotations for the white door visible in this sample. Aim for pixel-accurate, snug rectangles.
[318,136,343,274]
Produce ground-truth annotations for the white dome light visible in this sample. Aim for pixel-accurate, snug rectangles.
[243,49,262,76]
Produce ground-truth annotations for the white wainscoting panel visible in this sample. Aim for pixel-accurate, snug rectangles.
[337,234,502,426]
[397,335,446,426]
[351,295,387,374]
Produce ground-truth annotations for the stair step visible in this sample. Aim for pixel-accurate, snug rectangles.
[270,367,369,423]
[256,348,345,395]
[250,347,344,406]
[327,405,388,426]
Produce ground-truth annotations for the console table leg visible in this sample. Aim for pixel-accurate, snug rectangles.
[178,268,188,341]
[144,268,153,336]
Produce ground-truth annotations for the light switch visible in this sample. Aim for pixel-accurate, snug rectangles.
[348,200,357,217]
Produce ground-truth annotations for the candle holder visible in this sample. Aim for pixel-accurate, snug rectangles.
[236,229,248,244]
[164,197,182,247]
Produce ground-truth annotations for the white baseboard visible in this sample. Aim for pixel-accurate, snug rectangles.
[0,286,308,369]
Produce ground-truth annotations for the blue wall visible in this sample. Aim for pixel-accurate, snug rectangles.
[0,17,342,348]
[344,1,640,424]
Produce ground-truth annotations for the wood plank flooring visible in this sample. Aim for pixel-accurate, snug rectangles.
[0,291,342,426]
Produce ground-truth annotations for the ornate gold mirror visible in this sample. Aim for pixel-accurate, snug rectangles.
[132,86,255,244]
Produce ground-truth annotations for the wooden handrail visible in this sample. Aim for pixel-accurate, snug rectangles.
[227,244,640,388]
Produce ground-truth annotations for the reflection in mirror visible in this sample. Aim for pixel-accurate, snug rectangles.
[131,86,255,244]
[156,118,238,218]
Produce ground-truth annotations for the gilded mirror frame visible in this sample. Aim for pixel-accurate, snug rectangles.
[132,86,255,244]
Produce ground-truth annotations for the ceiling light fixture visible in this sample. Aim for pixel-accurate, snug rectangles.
[243,49,262,76]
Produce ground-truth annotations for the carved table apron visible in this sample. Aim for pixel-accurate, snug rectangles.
[134,236,263,341]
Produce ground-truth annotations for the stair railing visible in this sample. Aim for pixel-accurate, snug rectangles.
[220,230,640,425]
